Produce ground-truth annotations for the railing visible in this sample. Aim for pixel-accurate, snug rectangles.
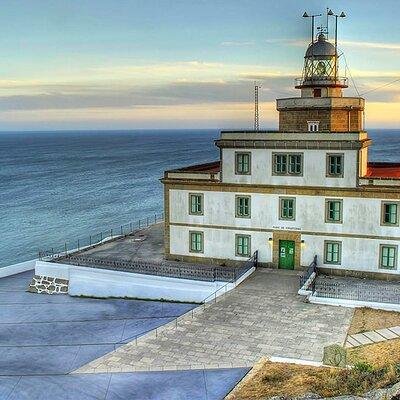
[58,254,254,283]
[314,280,400,305]
[299,255,317,289]
[119,250,259,347]
[202,250,258,300]
[38,212,164,261]
[294,76,348,87]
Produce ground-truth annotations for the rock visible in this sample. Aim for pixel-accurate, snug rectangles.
[325,397,365,400]
[294,393,322,400]
[323,344,347,368]
[364,388,389,400]
[388,381,400,399]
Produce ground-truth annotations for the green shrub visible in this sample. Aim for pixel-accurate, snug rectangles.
[353,362,374,373]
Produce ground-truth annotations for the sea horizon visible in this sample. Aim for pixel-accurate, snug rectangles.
[2,127,400,268]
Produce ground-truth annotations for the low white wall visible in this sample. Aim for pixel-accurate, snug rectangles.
[0,259,36,278]
[309,294,400,313]
[34,260,255,302]
[35,260,70,280]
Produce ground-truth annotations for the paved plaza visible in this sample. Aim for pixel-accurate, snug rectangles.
[0,271,247,399]
[67,222,165,262]
[77,268,354,373]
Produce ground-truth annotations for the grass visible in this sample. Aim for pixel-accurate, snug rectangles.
[227,340,400,400]
[348,338,400,368]
[348,307,400,335]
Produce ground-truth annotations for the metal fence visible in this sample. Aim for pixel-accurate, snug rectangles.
[314,280,400,305]
[38,212,164,260]
[299,255,317,288]
[57,250,258,283]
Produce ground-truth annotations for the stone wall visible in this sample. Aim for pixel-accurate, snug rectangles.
[279,109,362,132]
[28,275,69,294]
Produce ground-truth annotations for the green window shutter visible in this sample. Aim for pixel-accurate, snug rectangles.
[190,232,203,252]
[236,235,250,256]
[329,155,343,176]
[326,242,340,263]
[274,154,287,174]
[190,195,202,214]
[281,198,294,219]
[288,155,302,175]
[328,201,341,221]
[236,153,250,174]
[237,197,250,217]
[384,204,397,224]
[381,246,396,268]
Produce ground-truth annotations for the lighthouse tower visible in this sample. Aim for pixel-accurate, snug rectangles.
[277,29,364,133]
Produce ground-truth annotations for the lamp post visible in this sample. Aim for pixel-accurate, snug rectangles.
[303,12,322,81]
[302,12,322,45]
[328,9,346,82]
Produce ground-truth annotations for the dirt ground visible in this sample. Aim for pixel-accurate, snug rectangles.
[348,307,400,335]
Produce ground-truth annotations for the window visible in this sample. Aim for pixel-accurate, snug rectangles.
[327,154,344,177]
[380,245,397,269]
[308,121,320,132]
[274,154,287,174]
[273,153,303,176]
[236,235,251,257]
[235,152,251,175]
[280,197,295,220]
[381,202,399,226]
[189,193,203,215]
[236,196,251,218]
[324,241,341,264]
[288,154,302,175]
[313,88,322,98]
[189,231,203,253]
[325,199,343,223]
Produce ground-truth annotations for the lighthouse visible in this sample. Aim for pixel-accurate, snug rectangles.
[277,29,364,133]
[162,12,400,279]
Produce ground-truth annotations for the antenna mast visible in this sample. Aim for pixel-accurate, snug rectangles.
[254,83,260,131]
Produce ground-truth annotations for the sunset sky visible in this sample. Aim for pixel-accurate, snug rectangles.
[1,0,399,130]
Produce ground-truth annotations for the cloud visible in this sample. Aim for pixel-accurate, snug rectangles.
[341,40,400,51]
[264,37,400,52]
[0,79,286,111]
[0,101,279,130]
[264,38,306,47]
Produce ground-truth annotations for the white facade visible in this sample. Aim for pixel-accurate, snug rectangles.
[222,148,359,188]
[168,189,400,274]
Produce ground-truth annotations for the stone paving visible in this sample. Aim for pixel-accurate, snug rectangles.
[76,268,354,373]
[346,325,400,348]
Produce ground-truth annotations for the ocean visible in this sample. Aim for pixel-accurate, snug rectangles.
[0,128,399,268]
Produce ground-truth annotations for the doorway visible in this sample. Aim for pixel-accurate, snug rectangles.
[279,240,295,270]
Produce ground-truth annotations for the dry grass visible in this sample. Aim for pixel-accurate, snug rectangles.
[227,340,400,400]
[348,338,400,368]
[227,309,400,399]
[348,307,400,335]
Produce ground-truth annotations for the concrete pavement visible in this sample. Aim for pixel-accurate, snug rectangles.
[77,268,353,373]
[0,271,248,399]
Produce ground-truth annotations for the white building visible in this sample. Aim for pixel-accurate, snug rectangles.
[162,29,400,279]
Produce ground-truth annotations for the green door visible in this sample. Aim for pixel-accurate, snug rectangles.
[279,240,295,270]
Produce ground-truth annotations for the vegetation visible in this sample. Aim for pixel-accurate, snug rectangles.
[227,308,400,399]
[349,307,400,335]
[226,358,400,399]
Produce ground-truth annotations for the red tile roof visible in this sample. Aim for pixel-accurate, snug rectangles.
[169,161,221,174]
[365,162,400,179]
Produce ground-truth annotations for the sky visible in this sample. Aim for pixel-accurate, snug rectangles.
[0,0,399,130]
